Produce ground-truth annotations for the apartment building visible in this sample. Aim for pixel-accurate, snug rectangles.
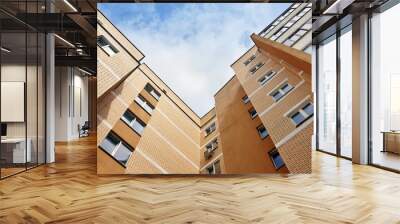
[97,2,312,174]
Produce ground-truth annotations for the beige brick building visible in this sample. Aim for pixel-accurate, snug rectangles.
[97,3,312,174]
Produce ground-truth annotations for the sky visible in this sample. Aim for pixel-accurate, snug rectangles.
[99,3,290,117]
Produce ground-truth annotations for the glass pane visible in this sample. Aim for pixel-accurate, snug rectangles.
[122,110,135,124]
[142,103,153,114]
[259,126,268,139]
[27,31,38,169]
[291,112,305,125]
[371,5,400,171]
[340,27,352,158]
[38,32,46,165]
[282,83,292,93]
[273,91,283,101]
[273,154,284,168]
[1,30,27,177]
[113,144,132,165]
[100,135,118,154]
[132,120,145,135]
[318,35,337,154]
[303,103,314,116]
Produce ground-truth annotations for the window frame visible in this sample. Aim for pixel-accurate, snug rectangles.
[248,107,258,119]
[270,82,294,102]
[206,160,221,174]
[242,95,250,104]
[121,109,147,136]
[144,83,161,101]
[257,124,269,139]
[206,138,218,152]
[250,62,264,74]
[244,54,256,66]
[258,70,277,86]
[99,131,134,167]
[289,102,314,127]
[134,94,155,115]
[97,35,119,56]
[205,122,216,136]
[268,148,285,170]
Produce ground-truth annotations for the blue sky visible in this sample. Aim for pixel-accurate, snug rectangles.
[99,3,290,116]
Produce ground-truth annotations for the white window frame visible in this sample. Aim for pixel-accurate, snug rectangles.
[205,122,216,136]
[135,95,154,114]
[206,138,218,152]
[97,35,119,56]
[206,160,220,174]
[244,54,256,66]
[249,107,258,119]
[289,102,314,127]
[250,62,264,74]
[145,84,161,101]
[99,132,133,166]
[257,125,269,139]
[258,70,277,86]
[270,82,294,102]
[242,95,250,104]
[121,110,146,135]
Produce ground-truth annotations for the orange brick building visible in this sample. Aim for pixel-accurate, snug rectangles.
[97,3,312,174]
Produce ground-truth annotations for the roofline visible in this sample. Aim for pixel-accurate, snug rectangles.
[200,107,215,120]
[213,74,236,97]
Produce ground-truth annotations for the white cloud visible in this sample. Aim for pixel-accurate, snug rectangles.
[100,3,289,116]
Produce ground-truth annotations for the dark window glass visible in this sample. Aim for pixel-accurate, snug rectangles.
[269,148,285,169]
[257,125,269,139]
[145,83,161,100]
[242,95,250,104]
[249,108,257,118]
[303,103,314,116]
[291,112,305,126]
[272,91,283,101]
[122,110,146,135]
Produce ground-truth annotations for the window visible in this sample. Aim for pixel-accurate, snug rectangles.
[249,107,257,119]
[206,138,218,152]
[135,94,155,114]
[271,27,288,41]
[258,70,277,86]
[205,122,216,136]
[268,148,285,169]
[206,160,221,174]
[290,102,314,126]
[283,20,312,47]
[242,95,250,104]
[97,35,119,56]
[99,132,133,166]
[257,125,269,139]
[244,54,256,66]
[249,62,264,74]
[318,35,337,154]
[270,82,294,102]
[270,5,311,42]
[144,83,161,101]
[121,110,146,135]
[370,3,400,171]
